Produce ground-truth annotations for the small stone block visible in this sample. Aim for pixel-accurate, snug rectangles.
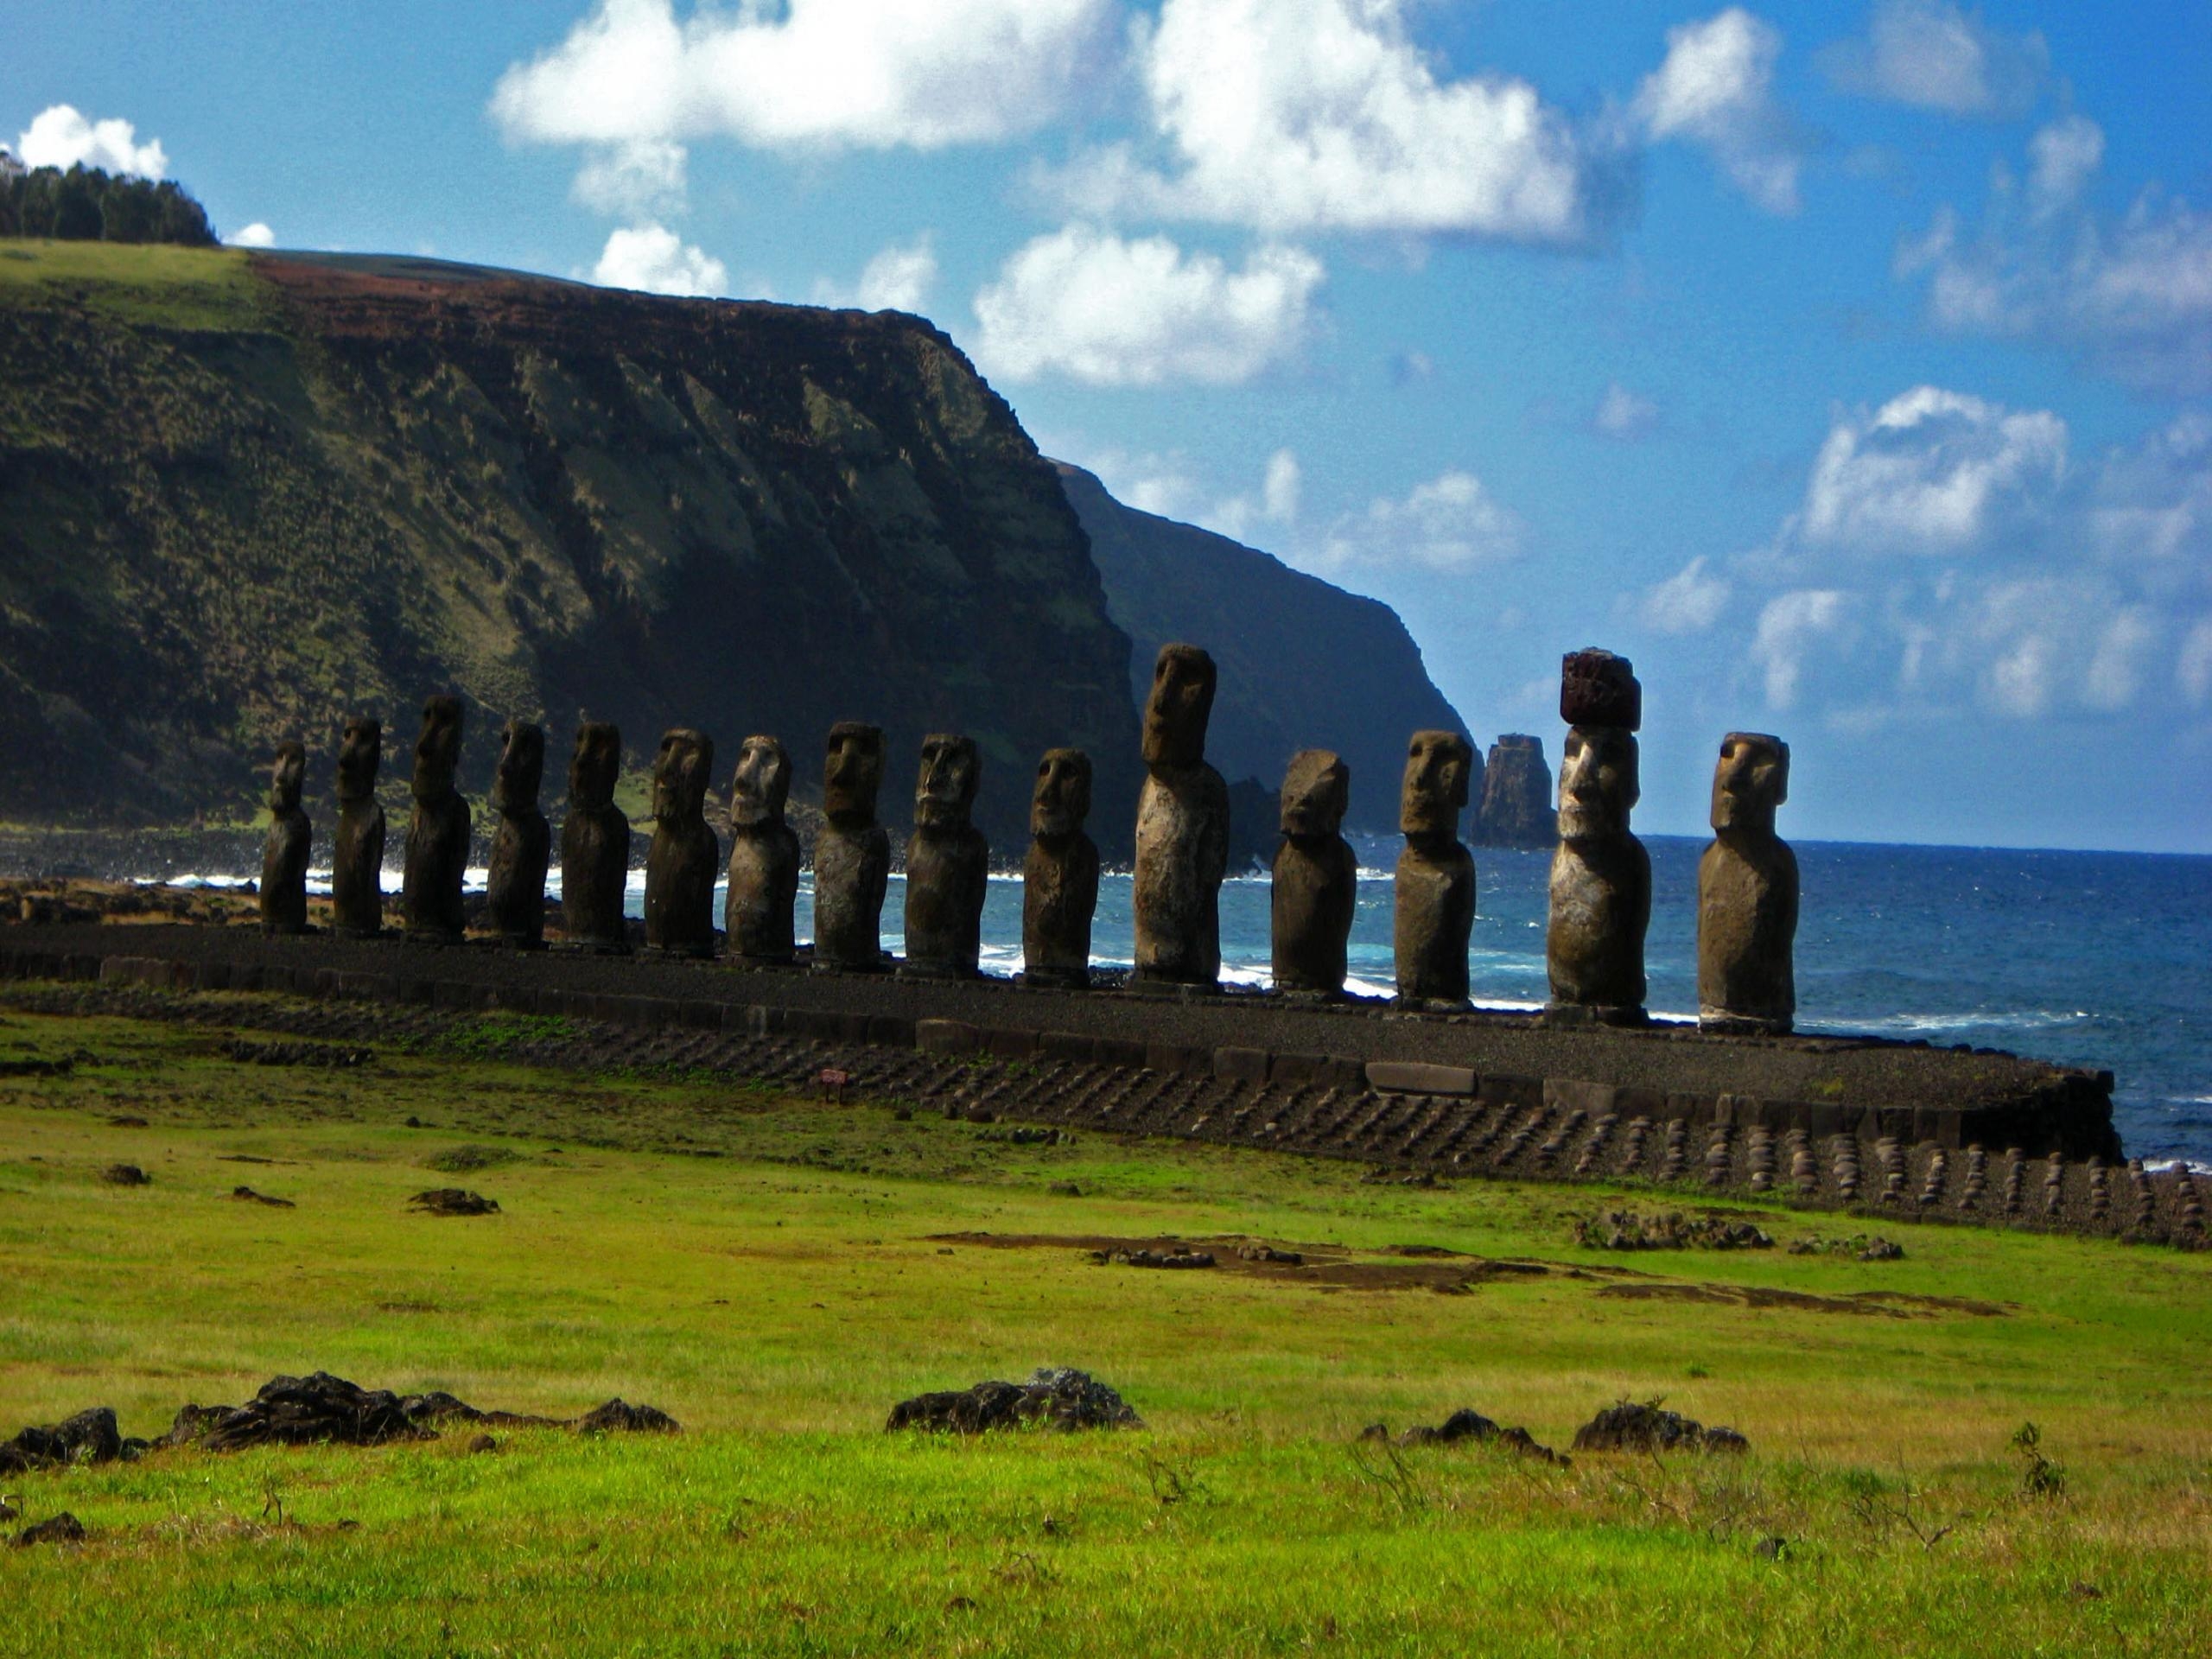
[1543,1077,1616,1116]
[1480,1072,1547,1110]
[915,1019,981,1055]
[1093,1038,1147,1071]
[983,1027,1038,1060]
[1267,1052,1330,1087]
[867,1015,913,1048]
[1213,1046,1272,1084]
[1039,1031,1096,1065]
[1370,1061,1477,1096]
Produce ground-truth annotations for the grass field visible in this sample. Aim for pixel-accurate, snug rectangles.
[3,995,2208,1655]
[0,239,270,332]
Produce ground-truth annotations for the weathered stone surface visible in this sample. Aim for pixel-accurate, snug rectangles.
[559,721,630,952]
[573,1399,681,1435]
[1699,732,1796,1033]
[1473,733,1552,849]
[887,1366,1141,1433]
[402,696,470,944]
[1560,648,1642,731]
[1394,730,1475,1007]
[259,741,310,936]
[814,721,890,973]
[329,716,385,938]
[1021,747,1098,988]
[1571,1401,1747,1454]
[1133,644,1228,989]
[644,728,717,958]
[1365,1061,1477,1096]
[1272,749,1356,996]
[0,1406,124,1475]
[902,734,988,979]
[484,719,550,947]
[1394,1408,1564,1463]
[1548,723,1649,1023]
[723,735,800,964]
[15,1512,87,1546]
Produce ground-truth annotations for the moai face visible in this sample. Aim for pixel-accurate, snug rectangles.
[914,734,980,831]
[336,717,382,803]
[1400,730,1472,841]
[652,728,713,824]
[823,722,885,827]
[412,696,464,802]
[1558,727,1640,842]
[730,735,791,829]
[569,721,621,810]
[1141,644,1217,769]
[1711,732,1789,836]
[1031,748,1093,839]
[491,720,545,816]
[1281,749,1349,840]
[268,741,306,813]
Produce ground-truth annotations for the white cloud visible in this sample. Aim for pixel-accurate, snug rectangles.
[1821,0,2046,118]
[1261,448,1300,524]
[2026,113,2101,219]
[592,222,727,296]
[971,225,1323,387]
[226,222,276,249]
[572,138,688,216]
[1592,382,1660,440]
[1800,385,2067,555]
[1634,9,1804,215]
[815,236,938,314]
[16,105,167,178]
[2181,617,2212,706]
[1312,469,1522,572]
[1045,0,1599,244]
[1641,555,1732,633]
[493,0,1115,154]
[1053,442,1300,547]
[1751,588,1853,709]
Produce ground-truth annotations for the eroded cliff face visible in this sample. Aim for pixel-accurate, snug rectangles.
[0,248,1140,850]
[1475,734,1553,849]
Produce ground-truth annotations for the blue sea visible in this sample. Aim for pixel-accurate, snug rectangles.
[199,837,2211,1166]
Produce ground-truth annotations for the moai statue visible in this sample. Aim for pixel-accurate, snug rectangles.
[1699,732,1797,1033]
[560,721,631,953]
[643,728,717,958]
[258,741,311,937]
[1132,644,1229,992]
[1271,750,1357,998]
[1393,730,1476,1010]
[900,734,988,979]
[330,715,386,939]
[1546,649,1650,1025]
[402,695,470,944]
[484,719,550,948]
[724,735,800,965]
[813,721,889,973]
[1020,748,1098,989]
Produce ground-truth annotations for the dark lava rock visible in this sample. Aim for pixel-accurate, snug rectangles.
[99,1164,150,1186]
[1395,1408,1565,1465]
[1575,1211,1773,1252]
[0,1407,124,1474]
[574,1399,681,1435]
[230,1185,296,1208]
[1093,1248,1216,1269]
[1572,1401,1749,1456]
[1235,1243,1305,1265]
[15,1512,86,1547]
[189,1372,430,1452]
[407,1188,499,1217]
[162,1403,234,1446]
[888,1366,1141,1434]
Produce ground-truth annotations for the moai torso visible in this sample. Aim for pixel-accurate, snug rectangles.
[1545,651,1649,1024]
[724,735,800,964]
[1393,730,1476,1008]
[1132,644,1229,989]
[403,696,471,943]
[901,734,988,979]
[643,728,718,957]
[330,716,386,938]
[1271,749,1357,997]
[813,722,889,972]
[484,719,550,947]
[259,741,311,937]
[560,721,631,952]
[1698,732,1797,1033]
[1021,748,1098,988]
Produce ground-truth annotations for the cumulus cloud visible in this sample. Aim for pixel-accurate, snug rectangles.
[2181,617,2212,707]
[226,222,276,249]
[1821,0,2046,118]
[1751,588,1854,709]
[16,105,167,178]
[1043,0,1601,244]
[592,222,727,296]
[1311,469,1523,572]
[815,236,938,314]
[1641,555,1732,633]
[1634,9,1805,214]
[1592,382,1660,441]
[2026,113,2102,219]
[971,225,1323,387]
[572,138,688,216]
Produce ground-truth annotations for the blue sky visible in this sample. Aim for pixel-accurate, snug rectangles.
[9,1,2211,852]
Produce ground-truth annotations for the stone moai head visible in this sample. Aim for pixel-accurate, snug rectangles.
[823,721,885,828]
[1142,644,1217,770]
[730,735,791,829]
[1281,749,1349,840]
[1031,747,1093,840]
[569,721,621,810]
[412,696,464,802]
[914,734,981,831]
[1711,731,1789,836]
[337,717,383,804]
[491,720,545,816]
[1558,726,1640,842]
[1400,730,1472,842]
[1560,648,1643,731]
[652,728,713,824]
[268,741,306,813]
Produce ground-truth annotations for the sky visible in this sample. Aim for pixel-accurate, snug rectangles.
[8,1,2211,853]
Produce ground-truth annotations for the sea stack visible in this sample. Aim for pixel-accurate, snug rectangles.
[329,716,385,939]
[1132,643,1229,993]
[723,735,800,965]
[813,721,889,973]
[1698,732,1797,1033]
[642,728,717,958]
[484,719,550,948]
[258,741,311,937]
[1393,729,1476,1009]
[1271,749,1356,998]
[1546,650,1649,1026]
[559,721,631,953]
[1474,734,1552,849]
[1020,747,1098,989]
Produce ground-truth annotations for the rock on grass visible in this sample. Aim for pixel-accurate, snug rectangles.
[1392,1408,1566,1465]
[1571,1400,1749,1455]
[15,1512,86,1547]
[0,1407,126,1474]
[887,1367,1141,1433]
[407,1188,499,1216]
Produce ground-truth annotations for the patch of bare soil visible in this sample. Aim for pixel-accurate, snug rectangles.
[1596,1282,2011,1318]
[928,1232,1556,1294]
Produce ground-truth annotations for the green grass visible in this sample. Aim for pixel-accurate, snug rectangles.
[2,998,2208,1656]
[0,239,272,331]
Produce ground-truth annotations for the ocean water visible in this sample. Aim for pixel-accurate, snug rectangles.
[190,836,2211,1164]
